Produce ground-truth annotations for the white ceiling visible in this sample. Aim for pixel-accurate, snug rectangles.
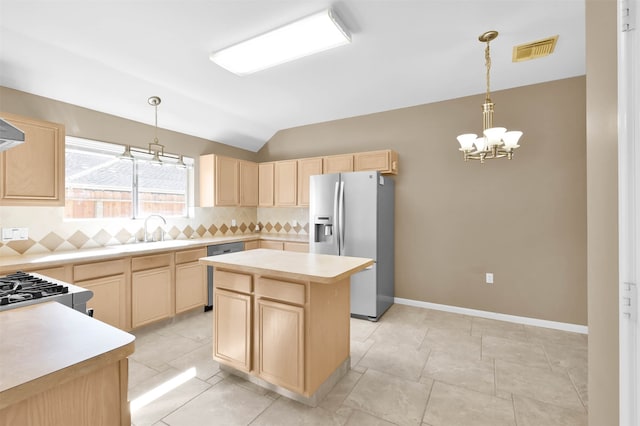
[0,0,585,152]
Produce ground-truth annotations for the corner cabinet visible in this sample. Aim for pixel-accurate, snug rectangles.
[199,154,257,207]
[0,112,65,206]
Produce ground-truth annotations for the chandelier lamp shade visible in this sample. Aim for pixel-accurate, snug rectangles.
[456,30,523,163]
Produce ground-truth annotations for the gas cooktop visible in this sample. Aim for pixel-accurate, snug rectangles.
[0,271,93,313]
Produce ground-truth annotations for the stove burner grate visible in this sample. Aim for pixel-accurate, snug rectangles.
[0,271,69,306]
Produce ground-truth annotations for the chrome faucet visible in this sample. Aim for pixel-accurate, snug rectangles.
[143,214,167,242]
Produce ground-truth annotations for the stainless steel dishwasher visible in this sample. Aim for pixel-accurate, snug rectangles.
[204,241,245,311]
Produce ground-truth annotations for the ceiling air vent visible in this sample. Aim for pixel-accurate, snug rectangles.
[512,35,559,62]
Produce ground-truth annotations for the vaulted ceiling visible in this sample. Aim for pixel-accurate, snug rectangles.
[0,0,585,152]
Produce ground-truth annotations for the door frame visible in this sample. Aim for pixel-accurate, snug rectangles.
[618,0,639,424]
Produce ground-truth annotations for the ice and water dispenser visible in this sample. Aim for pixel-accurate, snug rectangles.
[313,216,334,243]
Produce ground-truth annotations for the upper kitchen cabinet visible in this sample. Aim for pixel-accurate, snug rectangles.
[200,154,258,207]
[354,150,399,175]
[215,155,239,206]
[274,160,297,207]
[297,157,323,207]
[258,162,275,207]
[323,154,353,174]
[0,112,65,206]
[239,160,258,207]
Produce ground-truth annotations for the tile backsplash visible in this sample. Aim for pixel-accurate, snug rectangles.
[0,206,310,256]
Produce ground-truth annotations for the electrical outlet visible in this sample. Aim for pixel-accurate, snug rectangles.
[485,273,494,284]
[231,219,236,227]
[1,227,29,242]
[292,220,298,227]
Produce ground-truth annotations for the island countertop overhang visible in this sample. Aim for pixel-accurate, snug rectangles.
[199,249,374,284]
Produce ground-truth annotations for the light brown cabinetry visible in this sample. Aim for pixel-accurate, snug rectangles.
[239,160,259,207]
[131,253,173,328]
[27,265,72,282]
[200,154,258,207]
[274,160,297,207]
[254,277,306,392]
[258,162,275,207]
[283,242,309,253]
[175,248,207,314]
[215,155,239,206]
[213,270,253,372]
[0,302,133,426]
[73,259,128,330]
[259,240,285,250]
[297,157,323,207]
[323,154,353,174]
[354,150,399,175]
[0,112,65,206]
[256,298,305,393]
[244,240,259,250]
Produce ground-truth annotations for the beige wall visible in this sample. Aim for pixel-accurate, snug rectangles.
[0,86,259,205]
[585,0,619,423]
[259,76,588,325]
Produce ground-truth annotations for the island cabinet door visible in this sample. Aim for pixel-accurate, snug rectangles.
[255,298,305,394]
[214,288,252,372]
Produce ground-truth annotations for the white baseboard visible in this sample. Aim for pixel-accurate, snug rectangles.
[394,297,588,335]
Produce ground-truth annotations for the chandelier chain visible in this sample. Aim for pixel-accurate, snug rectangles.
[485,40,492,102]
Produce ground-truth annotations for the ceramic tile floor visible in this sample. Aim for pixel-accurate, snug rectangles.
[128,304,588,426]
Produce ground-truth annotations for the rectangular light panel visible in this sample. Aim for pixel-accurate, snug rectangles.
[210,9,351,75]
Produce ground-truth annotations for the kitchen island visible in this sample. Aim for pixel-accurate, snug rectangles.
[0,302,135,425]
[200,249,373,406]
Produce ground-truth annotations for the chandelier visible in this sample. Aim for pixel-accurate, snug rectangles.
[120,96,187,167]
[456,30,523,163]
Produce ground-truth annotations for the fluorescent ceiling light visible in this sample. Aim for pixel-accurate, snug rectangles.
[210,9,351,75]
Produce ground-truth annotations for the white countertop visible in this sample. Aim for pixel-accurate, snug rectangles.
[200,249,374,284]
[0,233,309,273]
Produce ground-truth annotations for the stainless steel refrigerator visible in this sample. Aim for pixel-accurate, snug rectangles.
[309,170,394,321]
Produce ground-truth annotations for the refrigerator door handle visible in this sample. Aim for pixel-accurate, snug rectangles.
[334,181,341,252]
[339,181,345,253]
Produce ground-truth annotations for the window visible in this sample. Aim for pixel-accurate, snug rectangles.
[65,137,193,219]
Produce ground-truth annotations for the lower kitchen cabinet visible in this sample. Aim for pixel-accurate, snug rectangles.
[175,248,207,314]
[78,275,127,329]
[214,288,252,372]
[256,298,305,393]
[244,240,259,250]
[131,255,173,328]
[73,258,128,330]
[259,240,284,250]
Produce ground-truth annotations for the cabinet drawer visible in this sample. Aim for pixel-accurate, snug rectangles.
[244,240,259,250]
[132,253,171,271]
[175,247,206,264]
[259,240,284,250]
[215,270,252,294]
[256,277,305,306]
[283,242,309,253]
[74,259,127,282]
